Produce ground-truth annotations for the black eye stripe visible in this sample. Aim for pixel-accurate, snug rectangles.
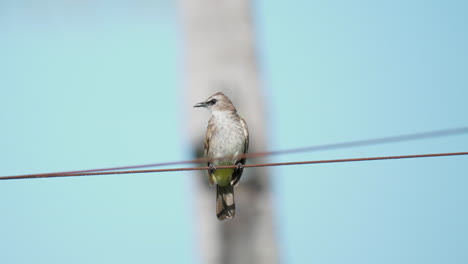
[207,99,217,105]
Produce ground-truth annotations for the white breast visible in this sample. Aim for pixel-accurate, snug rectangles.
[209,112,246,165]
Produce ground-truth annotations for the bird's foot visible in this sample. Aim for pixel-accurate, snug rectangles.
[236,163,244,170]
[209,164,217,174]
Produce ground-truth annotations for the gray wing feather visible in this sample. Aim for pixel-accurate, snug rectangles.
[205,119,215,185]
[231,117,249,186]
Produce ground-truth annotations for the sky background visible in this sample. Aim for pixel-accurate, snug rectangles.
[1,0,468,263]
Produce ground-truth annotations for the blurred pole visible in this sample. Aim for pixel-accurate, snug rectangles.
[180,0,279,263]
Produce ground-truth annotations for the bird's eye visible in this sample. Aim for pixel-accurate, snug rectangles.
[207,99,217,105]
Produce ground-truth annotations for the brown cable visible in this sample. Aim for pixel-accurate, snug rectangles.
[1,152,466,181]
[5,126,468,179]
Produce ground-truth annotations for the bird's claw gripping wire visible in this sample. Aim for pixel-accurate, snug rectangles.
[209,164,216,174]
[236,163,244,170]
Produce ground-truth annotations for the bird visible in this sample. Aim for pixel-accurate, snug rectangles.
[194,92,249,220]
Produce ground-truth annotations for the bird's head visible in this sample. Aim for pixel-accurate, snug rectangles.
[194,92,237,112]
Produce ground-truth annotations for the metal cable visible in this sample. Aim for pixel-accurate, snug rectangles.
[5,126,467,179]
[1,152,466,181]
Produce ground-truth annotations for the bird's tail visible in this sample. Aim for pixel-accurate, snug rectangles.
[216,184,235,220]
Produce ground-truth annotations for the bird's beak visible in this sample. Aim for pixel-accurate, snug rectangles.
[194,101,207,108]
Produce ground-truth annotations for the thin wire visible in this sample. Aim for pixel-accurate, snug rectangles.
[8,126,468,179]
[1,152,466,181]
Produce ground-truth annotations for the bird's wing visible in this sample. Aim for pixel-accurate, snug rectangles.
[231,117,249,186]
[240,117,249,159]
[205,119,215,185]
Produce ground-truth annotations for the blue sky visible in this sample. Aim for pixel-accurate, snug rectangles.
[1,1,467,263]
